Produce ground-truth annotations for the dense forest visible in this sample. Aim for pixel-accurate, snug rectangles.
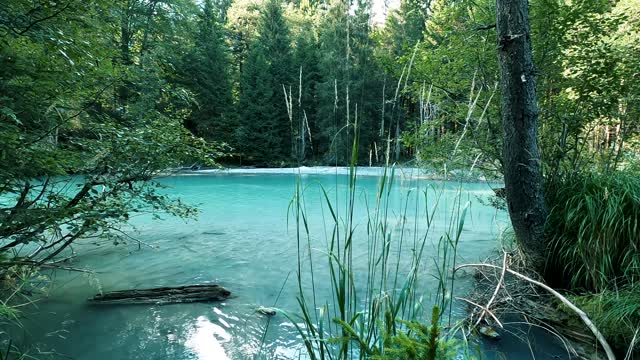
[2,0,640,358]
[2,0,638,168]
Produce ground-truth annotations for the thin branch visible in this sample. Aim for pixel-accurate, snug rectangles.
[37,229,85,264]
[5,260,95,274]
[456,297,503,328]
[11,2,73,36]
[455,263,616,360]
[475,23,496,31]
[474,251,508,328]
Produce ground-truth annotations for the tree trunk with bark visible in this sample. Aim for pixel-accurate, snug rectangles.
[496,0,547,269]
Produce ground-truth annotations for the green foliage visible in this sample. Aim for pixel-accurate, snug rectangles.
[545,171,640,292]
[376,307,472,360]
[236,0,295,165]
[179,0,235,143]
[399,0,640,178]
[539,0,640,178]
[395,0,501,175]
[569,285,640,353]
[0,0,221,265]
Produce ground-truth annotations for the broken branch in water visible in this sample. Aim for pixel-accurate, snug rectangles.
[455,263,616,360]
[455,296,503,329]
[473,251,508,329]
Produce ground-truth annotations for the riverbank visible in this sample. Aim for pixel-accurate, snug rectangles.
[175,166,503,184]
[464,250,636,360]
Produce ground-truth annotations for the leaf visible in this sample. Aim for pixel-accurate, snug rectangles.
[0,107,21,125]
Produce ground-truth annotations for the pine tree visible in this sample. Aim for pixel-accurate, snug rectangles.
[181,0,234,143]
[382,0,427,56]
[315,0,384,164]
[237,0,294,164]
[316,0,350,164]
[259,0,295,161]
[350,0,385,163]
[237,42,278,164]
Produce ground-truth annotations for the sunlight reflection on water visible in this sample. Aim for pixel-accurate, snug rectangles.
[185,316,232,360]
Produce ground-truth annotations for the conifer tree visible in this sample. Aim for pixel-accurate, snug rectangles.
[316,0,384,164]
[237,42,278,164]
[316,0,350,163]
[237,0,294,164]
[181,0,234,142]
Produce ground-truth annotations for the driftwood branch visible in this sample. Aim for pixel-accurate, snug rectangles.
[474,252,508,328]
[89,284,231,305]
[455,263,616,360]
[455,297,503,328]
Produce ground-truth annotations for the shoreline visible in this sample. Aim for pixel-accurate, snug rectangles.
[170,166,504,184]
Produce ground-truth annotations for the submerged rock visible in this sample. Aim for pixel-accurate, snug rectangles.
[479,325,501,340]
[256,306,277,316]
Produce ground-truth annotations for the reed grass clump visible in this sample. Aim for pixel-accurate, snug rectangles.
[286,160,476,359]
[568,284,640,355]
[0,263,44,359]
[544,170,640,292]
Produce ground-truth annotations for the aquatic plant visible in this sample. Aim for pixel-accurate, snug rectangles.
[0,262,46,359]
[284,121,476,359]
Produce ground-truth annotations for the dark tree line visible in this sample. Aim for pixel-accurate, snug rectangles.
[173,0,427,166]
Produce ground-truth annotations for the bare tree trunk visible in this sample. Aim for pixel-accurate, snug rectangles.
[496,0,547,268]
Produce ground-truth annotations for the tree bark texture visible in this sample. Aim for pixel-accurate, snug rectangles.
[496,0,547,268]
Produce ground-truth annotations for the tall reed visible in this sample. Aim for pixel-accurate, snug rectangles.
[285,130,474,359]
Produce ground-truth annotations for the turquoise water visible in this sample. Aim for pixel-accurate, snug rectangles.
[19,170,518,359]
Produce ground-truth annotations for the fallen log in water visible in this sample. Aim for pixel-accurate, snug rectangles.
[88,284,231,305]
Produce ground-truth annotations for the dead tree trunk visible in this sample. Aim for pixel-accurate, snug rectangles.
[496,0,547,269]
[89,284,231,305]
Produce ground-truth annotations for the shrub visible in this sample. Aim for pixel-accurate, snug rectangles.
[376,306,475,360]
[544,171,640,292]
[570,284,640,354]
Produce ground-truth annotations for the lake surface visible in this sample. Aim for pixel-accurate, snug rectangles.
[16,168,567,359]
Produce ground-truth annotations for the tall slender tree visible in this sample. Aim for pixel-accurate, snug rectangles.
[292,21,321,162]
[316,0,351,164]
[180,0,234,142]
[237,0,294,164]
[496,0,547,267]
[238,42,277,164]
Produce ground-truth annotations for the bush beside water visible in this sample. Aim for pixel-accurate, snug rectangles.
[544,171,640,292]
[545,170,640,355]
